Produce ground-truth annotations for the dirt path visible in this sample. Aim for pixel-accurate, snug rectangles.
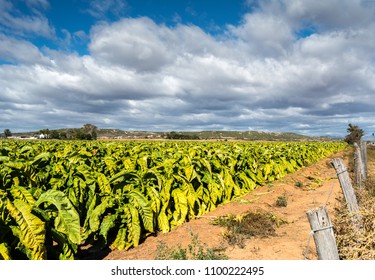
[104,148,351,260]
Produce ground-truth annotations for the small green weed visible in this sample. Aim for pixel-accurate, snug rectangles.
[155,232,228,260]
[276,195,288,207]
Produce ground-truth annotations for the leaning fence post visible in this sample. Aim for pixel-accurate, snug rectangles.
[330,158,364,233]
[331,158,360,213]
[306,206,339,260]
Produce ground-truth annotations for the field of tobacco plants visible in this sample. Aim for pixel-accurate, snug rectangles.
[0,140,347,259]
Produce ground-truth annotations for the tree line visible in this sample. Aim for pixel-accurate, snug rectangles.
[1,123,368,143]
[166,131,200,140]
[2,124,98,140]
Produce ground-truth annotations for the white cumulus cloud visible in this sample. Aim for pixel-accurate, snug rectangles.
[1,0,375,137]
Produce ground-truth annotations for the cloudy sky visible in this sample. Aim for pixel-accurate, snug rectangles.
[1,0,375,138]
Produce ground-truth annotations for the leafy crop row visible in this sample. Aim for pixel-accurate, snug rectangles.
[0,140,347,259]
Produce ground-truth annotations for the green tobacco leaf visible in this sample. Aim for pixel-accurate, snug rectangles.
[99,213,118,243]
[199,158,212,175]
[264,163,272,178]
[5,161,25,170]
[0,156,9,162]
[19,145,33,155]
[0,243,11,260]
[127,190,154,233]
[223,169,236,199]
[104,156,117,176]
[128,204,141,247]
[6,199,46,260]
[111,227,127,250]
[237,172,256,191]
[82,185,97,236]
[78,149,93,158]
[10,186,36,205]
[88,197,112,233]
[35,190,81,245]
[184,165,196,182]
[171,188,188,227]
[145,184,161,214]
[123,158,135,171]
[97,172,112,194]
[31,152,51,165]
[157,210,170,233]
[137,155,149,171]
[109,170,137,186]
[51,228,76,260]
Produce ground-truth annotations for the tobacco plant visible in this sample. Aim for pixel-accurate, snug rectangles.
[0,140,347,259]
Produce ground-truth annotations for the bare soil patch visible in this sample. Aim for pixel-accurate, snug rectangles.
[104,148,351,260]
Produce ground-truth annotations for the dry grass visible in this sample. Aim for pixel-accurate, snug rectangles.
[334,176,375,259]
[211,212,287,249]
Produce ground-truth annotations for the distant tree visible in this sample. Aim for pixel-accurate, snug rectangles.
[66,129,75,140]
[82,124,98,140]
[4,129,12,138]
[49,130,59,139]
[344,123,364,144]
[48,125,98,140]
[73,129,87,140]
[59,131,67,139]
[167,131,179,139]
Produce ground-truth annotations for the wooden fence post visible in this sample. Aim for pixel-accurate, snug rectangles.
[353,143,362,189]
[360,141,367,180]
[330,158,364,233]
[331,158,360,213]
[306,206,339,260]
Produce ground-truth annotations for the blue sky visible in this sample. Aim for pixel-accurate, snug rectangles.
[1,0,375,138]
[5,0,248,54]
